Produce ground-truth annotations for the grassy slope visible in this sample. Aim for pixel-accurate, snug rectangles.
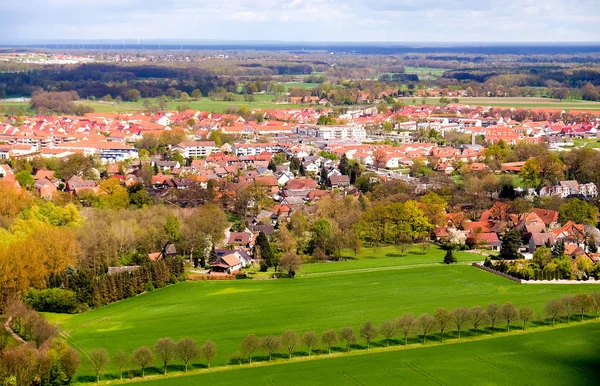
[129,322,600,386]
[47,263,600,379]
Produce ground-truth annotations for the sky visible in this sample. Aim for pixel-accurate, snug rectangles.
[2,0,600,43]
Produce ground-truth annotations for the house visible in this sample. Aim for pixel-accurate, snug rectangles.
[215,249,252,266]
[530,208,560,229]
[66,176,98,195]
[210,253,243,274]
[227,232,252,247]
[33,169,55,181]
[329,174,350,189]
[148,242,178,261]
[528,233,555,253]
[539,181,598,199]
[33,178,57,200]
[471,232,502,251]
[174,141,217,158]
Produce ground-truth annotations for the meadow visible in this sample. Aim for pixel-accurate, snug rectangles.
[46,260,600,381]
[129,322,600,386]
[399,96,600,111]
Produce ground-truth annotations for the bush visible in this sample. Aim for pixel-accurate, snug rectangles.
[443,249,457,264]
[23,288,78,314]
[235,271,247,280]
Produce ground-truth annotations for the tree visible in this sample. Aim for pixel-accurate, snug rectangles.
[339,327,357,352]
[499,229,522,260]
[487,303,500,332]
[443,249,457,264]
[452,307,472,339]
[192,89,202,99]
[434,308,452,342]
[339,154,349,175]
[499,302,519,332]
[201,340,217,368]
[180,92,190,102]
[590,292,600,319]
[89,348,109,383]
[123,89,141,102]
[551,87,569,101]
[545,299,565,326]
[470,306,488,336]
[396,314,416,346]
[552,239,565,258]
[15,170,35,189]
[154,338,177,375]
[255,231,274,269]
[321,329,338,354]
[559,199,598,226]
[562,295,575,324]
[303,331,318,357]
[261,335,280,362]
[572,293,591,322]
[417,314,436,344]
[281,330,300,359]
[519,306,535,330]
[112,350,128,380]
[360,321,379,350]
[164,214,180,242]
[380,320,398,348]
[177,337,200,372]
[278,251,301,278]
[132,346,154,378]
[241,334,259,364]
[519,158,542,188]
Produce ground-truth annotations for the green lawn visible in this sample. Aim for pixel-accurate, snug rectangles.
[404,67,449,80]
[399,97,600,111]
[46,263,600,382]
[129,322,600,386]
[283,82,320,91]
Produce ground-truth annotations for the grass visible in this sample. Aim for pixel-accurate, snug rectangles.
[283,82,319,91]
[46,262,600,382]
[404,66,449,80]
[127,321,600,386]
[399,97,600,111]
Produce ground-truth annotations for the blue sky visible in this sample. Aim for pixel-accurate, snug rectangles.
[2,0,600,42]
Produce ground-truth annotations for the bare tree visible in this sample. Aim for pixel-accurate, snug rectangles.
[486,303,500,333]
[321,330,338,355]
[281,330,300,359]
[380,320,398,348]
[231,351,244,365]
[452,307,472,339]
[417,314,436,344]
[201,340,217,368]
[112,350,128,380]
[470,306,488,337]
[434,308,452,342]
[589,292,600,319]
[499,302,520,332]
[519,306,535,330]
[360,321,379,350]
[241,334,259,364]
[562,295,575,324]
[339,327,357,352]
[572,293,591,322]
[303,331,318,356]
[89,349,109,383]
[261,335,281,362]
[278,252,301,278]
[177,338,200,372]
[545,299,565,326]
[132,346,154,378]
[154,338,177,375]
[396,314,416,346]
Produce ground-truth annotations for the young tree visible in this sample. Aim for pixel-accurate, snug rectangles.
[112,350,128,380]
[303,331,319,356]
[452,307,472,339]
[360,321,379,350]
[470,306,488,337]
[519,306,535,330]
[545,299,565,326]
[201,340,217,368]
[231,351,244,365]
[572,293,591,322]
[89,348,109,383]
[278,251,301,278]
[154,338,177,375]
[443,248,457,264]
[417,314,436,344]
[562,295,575,324]
[396,314,416,346]
[590,292,600,319]
[281,330,300,359]
[132,346,154,378]
[261,335,281,362]
[486,303,500,333]
[380,320,398,348]
[321,330,338,355]
[339,327,357,352]
[434,308,452,342]
[499,302,519,332]
[176,338,200,372]
[241,334,260,364]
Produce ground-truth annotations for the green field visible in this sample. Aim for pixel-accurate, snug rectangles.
[283,82,320,91]
[404,67,449,80]
[45,260,600,382]
[400,96,600,111]
[130,322,600,386]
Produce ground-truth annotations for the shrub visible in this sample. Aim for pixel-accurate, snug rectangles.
[443,249,457,264]
[23,288,78,314]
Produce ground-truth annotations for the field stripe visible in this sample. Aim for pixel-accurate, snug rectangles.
[403,361,445,385]
[302,262,475,277]
[526,345,591,375]
[473,356,528,386]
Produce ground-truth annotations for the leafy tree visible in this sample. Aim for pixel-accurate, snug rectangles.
[519,306,535,330]
[261,335,280,362]
[519,158,542,188]
[590,292,600,319]
[572,294,591,322]
[164,214,180,242]
[545,299,565,326]
[321,329,338,354]
[434,308,452,342]
[339,327,357,352]
[470,306,488,336]
[486,303,500,332]
[132,346,154,378]
[241,334,259,364]
[380,320,398,348]
[281,330,300,359]
[154,338,177,375]
[417,314,436,344]
[177,338,200,372]
[532,246,553,269]
[452,307,472,339]
[499,229,522,260]
[302,331,318,356]
[559,199,598,226]
[396,314,416,346]
[201,340,217,368]
[89,348,109,383]
[112,350,128,380]
[499,302,519,332]
[552,239,565,258]
[278,251,301,278]
[15,170,34,189]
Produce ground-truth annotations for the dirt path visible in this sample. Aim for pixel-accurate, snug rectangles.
[4,316,26,344]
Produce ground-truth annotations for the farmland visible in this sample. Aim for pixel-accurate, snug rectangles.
[46,261,600,381]
[399,96,600,111]
[130,321,600,386]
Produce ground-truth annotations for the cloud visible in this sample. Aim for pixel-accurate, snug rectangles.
[1,0,599,42]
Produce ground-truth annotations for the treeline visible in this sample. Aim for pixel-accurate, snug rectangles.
[30,90,94,115]
[70,293,600,383]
